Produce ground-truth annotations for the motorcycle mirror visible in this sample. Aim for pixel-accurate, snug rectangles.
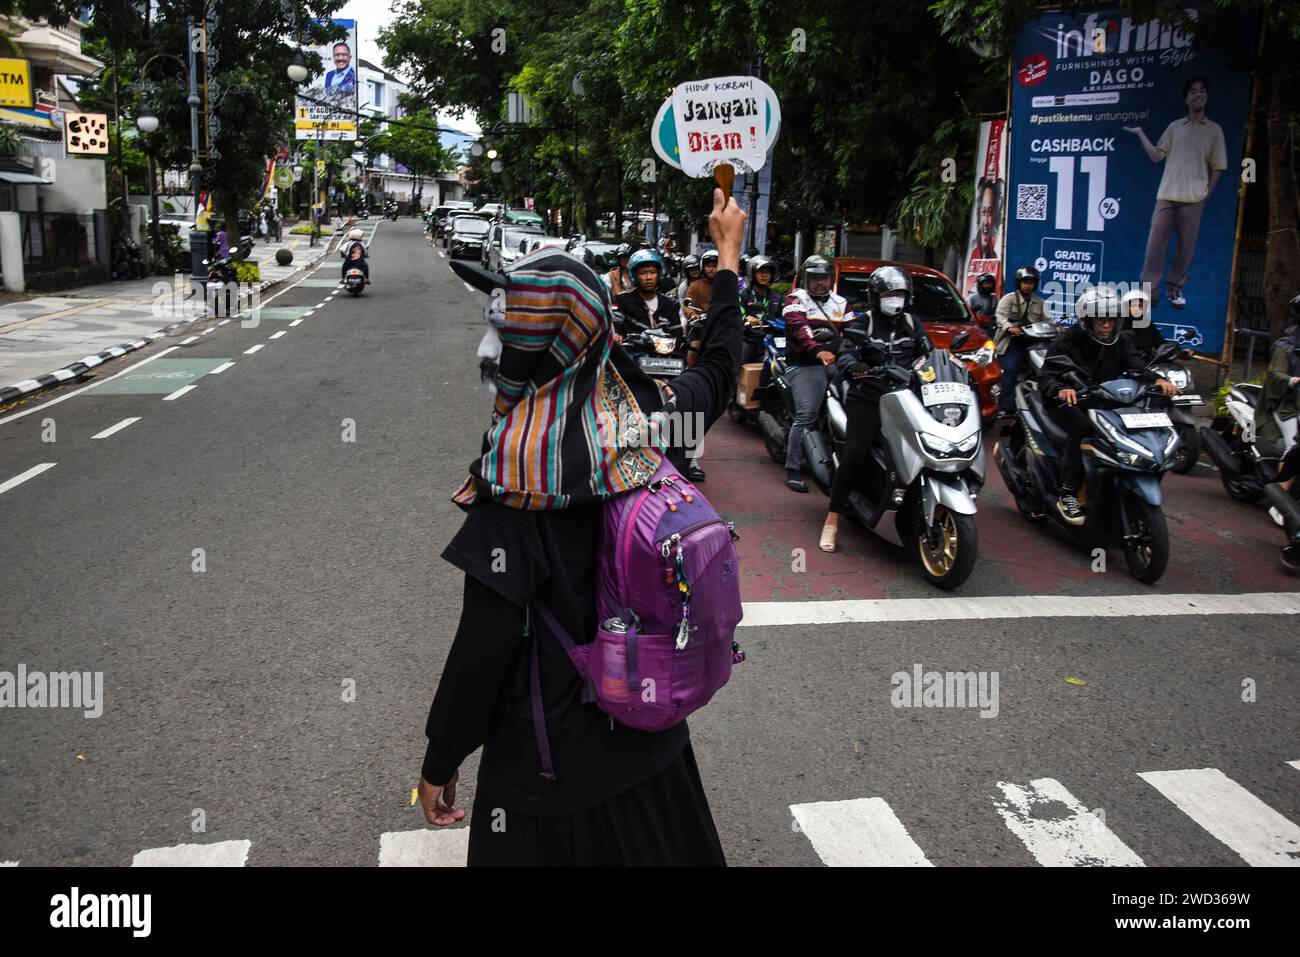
[1152,341,1179,362]
[950,330,973,352]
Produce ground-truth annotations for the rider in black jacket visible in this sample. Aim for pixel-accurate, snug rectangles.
[615,249,681,336]
[819,265,932,553]
[1039,287,1177,525]
[740,255,783,364]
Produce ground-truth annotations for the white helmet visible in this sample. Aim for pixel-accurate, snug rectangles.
[1075,286,1123,344]
[349,227,364,240]
[1120,287,1150,321]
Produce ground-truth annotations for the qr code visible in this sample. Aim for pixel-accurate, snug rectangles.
[1017,184,1048,221]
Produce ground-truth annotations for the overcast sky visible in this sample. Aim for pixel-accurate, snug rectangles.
[331,0,480,134]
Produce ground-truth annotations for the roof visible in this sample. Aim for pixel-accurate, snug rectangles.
[834,257,954,282]
[357,59,407,86]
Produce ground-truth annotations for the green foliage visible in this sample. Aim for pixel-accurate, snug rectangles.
[290,223,332,235]
[1214,372,1265,417]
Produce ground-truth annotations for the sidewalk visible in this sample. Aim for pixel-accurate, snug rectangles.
[0,224,343,405]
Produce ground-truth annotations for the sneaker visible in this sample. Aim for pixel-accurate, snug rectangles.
[684,461,706,483]
[1056,493,1085,525]
[1270,506,1285,528]
[1168,293,1187,309]
[786,477,808,493]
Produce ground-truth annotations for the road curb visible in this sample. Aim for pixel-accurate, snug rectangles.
[0,233,341,408]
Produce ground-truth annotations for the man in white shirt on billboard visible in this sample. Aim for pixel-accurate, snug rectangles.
[1124,75,1228,311]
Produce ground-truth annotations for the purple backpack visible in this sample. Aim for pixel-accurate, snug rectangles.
[530,459,744,779]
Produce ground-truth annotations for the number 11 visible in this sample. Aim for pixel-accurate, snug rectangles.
[1047,156,1108,231]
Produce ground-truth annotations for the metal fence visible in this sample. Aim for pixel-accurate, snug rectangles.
[21,210,101,271]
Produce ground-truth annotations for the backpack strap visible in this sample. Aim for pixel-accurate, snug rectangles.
[527,600,603,781]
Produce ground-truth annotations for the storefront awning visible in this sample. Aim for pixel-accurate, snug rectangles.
[0,171,47,184]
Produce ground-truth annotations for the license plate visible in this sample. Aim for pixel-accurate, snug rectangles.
[1120,411,1173,428]
[772,337,786,349]
[638,355,684,376]
[1172,394,1203,405]
[921,381,972,406]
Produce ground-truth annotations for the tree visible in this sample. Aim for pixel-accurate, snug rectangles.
[364,105,456,204]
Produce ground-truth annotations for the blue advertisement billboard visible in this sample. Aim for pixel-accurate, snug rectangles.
[1005,7,1255,354]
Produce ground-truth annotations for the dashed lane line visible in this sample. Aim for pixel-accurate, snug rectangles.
[0,347,179,427]
[289,318,303,327]
[209,362,235,374]
[0,462,57,495]
[270,331,287,340]
[180,335,199,345]
[162,385,196,401]
[243,344,264,355]
[91,417,140,439]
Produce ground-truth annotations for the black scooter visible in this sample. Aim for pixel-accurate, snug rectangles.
[754,326,836,464]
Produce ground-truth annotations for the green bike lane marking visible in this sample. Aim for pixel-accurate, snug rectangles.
[85,358,232,395]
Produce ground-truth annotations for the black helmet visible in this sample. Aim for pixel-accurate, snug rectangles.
[1075,286,1123,345]
[1290,291,1300,324]
[616,243,632,259]
[977,272,996,291]
[1014,265,1040,289]
[799,254,834,282]
[748,255,775,284]
[867,264,913,317]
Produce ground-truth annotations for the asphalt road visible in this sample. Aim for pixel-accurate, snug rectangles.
[0,219,1296,868]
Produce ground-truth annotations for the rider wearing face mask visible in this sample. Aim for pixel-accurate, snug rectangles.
[968,273,998,332]
[1040,286,1178,525]
[782,255,852,493]
[818,265,932,552]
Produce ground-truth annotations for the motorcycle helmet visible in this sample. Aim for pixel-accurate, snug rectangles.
[867,265,913,318]
[1014,265,1040,290]
[627,248,663,276]
[748,255,775,285]
[1120,287,1151,323]
[976,272,996,294]
[1075,286,1123,344]
[701,249,720,265]
[799,254,834,295]
[349,227,364,240]
[615,243,632,261]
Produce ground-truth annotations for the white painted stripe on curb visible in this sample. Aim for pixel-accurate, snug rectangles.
[131,840,251,867]
[993,778,1144,867]
[209,362,234,375]
[0,462,56,495]
[739,592,1300,628]
[0,347,180,427]
[1139,768,1300,867]
[243,344,264,355]
[180,335,199,344]
[790,798,932,867]
[289,318,303,326]
[162,385,196,401]
[218,318,232,325]
[378,829,469,867]
[91,417,140,439]
[270,331,286,339]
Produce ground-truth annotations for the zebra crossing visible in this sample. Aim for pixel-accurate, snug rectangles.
[5,761,1296,867]
[791,761,1300,867]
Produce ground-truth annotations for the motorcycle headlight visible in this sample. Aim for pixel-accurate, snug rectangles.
[1091,411,1155,459]
[920,432,978,457]
[653,337,676,355]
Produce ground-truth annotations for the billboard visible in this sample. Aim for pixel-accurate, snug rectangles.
[1005,6,1255,354]
[962,119,1009,297]
[294,18,358,142]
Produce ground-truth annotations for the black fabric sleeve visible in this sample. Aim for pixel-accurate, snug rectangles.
[422,574,527,786]
[662,269,742,426]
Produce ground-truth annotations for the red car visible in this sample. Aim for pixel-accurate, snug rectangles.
[832,258,1003,424]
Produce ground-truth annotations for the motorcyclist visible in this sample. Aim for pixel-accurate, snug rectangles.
[606,243,633,297]
[740,255,783,364]
[676,254,701,302]
[968,272,998,331]
[615,249,681,336]
[782,254,852,493]
[1122,287,1194,361]
[686,249,720,315]
[340,227,370,284]
[1253,291,1300,457]
[818,265,932,552]
[994,265,1049,416]
[1039,286,1178,525]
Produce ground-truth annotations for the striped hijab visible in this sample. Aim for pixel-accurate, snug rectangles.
[453,250,667,510]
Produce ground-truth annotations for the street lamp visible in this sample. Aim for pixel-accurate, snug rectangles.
[486,148,498,159]
[287,50,309,84]
[490,159,503,174]
[469,141,484,157]
[135,105,159,134]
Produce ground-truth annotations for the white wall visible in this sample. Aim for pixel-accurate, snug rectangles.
[14,157,107,213]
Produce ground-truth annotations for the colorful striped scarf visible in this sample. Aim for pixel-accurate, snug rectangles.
[453,250,667,510]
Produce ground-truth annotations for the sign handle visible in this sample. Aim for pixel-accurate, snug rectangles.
[713,162,734,196]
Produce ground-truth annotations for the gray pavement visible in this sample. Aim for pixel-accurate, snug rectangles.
[0,219,1295,868]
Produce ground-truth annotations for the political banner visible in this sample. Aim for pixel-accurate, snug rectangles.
[652,76,781,176]
[1006,6,1255,354]
[294,18,359,142]
[962,119,1009,297]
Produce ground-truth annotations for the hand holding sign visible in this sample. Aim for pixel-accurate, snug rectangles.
[653,75,781,195]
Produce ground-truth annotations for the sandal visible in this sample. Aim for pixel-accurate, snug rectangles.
[819,523,838,553]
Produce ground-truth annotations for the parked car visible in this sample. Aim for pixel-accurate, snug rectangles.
[155,217,194,245]
[447,214,492,259]
[569,240,621,277]
[475,202,505,220]
[832,258,1004,424]
[482,222,545,271]
[502,207,546,229]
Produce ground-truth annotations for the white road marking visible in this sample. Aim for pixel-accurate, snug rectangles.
[270,331,286,339]
[243,344,264,355]
[201,327,216,335]
[91,417,140,439]
[740,592,1300,628]
[0,347,180,427]
[180,335,199,344]
[131,839,251,867]
[0,462,56,495]
[462,281,475,293]
[789,798,932,867]
[218,318,232,325]
[315,301,328,309]
[162,384,196,401]
[1138,768,1300,867]
[1288,760,1300,772]
[993,778,1144,867]
[289,318,303,326]
[438,251,445,258]
[209,361,234,375]
[378,829,469,867]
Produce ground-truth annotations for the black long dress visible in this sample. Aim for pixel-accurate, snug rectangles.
[423,271,742,866]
